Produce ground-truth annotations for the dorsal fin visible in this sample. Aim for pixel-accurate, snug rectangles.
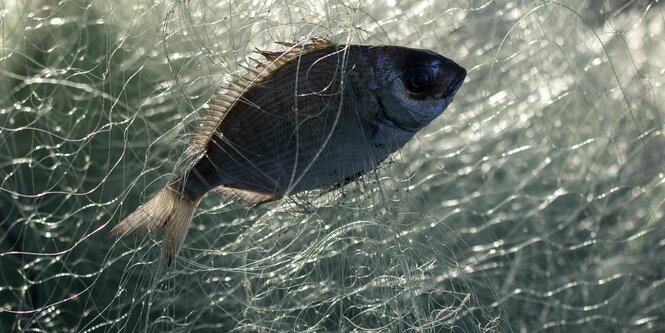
[255,37,335,71]
[186,37,337,155]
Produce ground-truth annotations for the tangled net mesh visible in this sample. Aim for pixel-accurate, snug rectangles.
[1,0,664,332]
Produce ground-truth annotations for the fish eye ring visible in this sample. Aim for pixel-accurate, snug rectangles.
[404,67,434,94]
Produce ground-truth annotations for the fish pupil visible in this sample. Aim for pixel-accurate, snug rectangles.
[405,67,434,94]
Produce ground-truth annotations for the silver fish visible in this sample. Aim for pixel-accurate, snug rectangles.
[110,38,466,264]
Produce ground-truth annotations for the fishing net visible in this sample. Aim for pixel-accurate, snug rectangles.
[1,0,664,331]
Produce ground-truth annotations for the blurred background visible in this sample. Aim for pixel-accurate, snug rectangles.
[1,0,663,331]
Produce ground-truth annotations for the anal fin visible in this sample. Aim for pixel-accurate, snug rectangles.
[215,186,283,207]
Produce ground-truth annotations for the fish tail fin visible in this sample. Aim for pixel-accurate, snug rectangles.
[110,185,202,266]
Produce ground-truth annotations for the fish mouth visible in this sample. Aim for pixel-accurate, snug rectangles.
[444,66,466,98]
[450,69,466,94]
[432,66,466,99]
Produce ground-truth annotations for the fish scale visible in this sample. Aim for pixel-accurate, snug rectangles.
[199,46,378,195]
[110,38,467,265]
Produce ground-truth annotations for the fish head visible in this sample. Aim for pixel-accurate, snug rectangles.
[366,46,466,131]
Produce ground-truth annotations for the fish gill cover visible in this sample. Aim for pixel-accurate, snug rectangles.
[0,0,663,332]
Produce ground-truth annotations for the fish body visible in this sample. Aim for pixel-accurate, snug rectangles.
[111,39,466,264]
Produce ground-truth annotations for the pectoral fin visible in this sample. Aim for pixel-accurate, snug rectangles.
[215,187,283,207]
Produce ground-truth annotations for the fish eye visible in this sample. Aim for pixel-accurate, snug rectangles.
[404,67,434,94]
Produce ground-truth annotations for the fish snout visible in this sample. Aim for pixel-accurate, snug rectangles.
[435,60,466,99]
[450,66,466,94]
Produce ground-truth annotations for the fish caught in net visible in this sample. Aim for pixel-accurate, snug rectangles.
[0,1,663,332]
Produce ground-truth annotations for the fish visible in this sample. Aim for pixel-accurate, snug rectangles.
[110,38,466,265]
